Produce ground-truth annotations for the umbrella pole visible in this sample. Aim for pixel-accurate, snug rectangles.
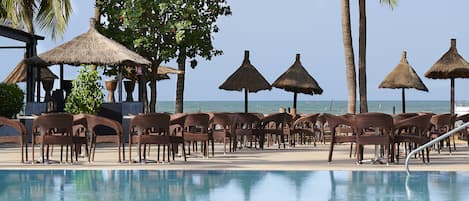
[60,64,64,90]
[401,88,405,113]
[244,88,248,113]
[293,92,297,109]
[118,66,123,103]
[451,78,455,115]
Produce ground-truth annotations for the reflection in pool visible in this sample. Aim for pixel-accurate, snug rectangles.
[0,170,468,201]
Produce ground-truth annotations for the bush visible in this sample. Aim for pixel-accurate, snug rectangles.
[65,65,104,115]
[0,83,25,118]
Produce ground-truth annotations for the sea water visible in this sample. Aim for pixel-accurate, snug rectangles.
[155,100,452,114]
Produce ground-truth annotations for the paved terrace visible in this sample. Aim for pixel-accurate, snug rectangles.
[0,142,468,172]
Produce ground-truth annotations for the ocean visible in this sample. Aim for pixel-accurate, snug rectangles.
[155,100,455,115]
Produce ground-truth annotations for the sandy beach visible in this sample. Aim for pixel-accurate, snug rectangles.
[1,141,468,172]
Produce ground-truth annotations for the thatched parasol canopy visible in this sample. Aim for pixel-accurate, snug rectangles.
[424,38,469,114]
[272,54,322,110]
[219,50,271,112]
[158,65,183,75]
[4,58,58,83]
[122,65,183,81]
[379,51,428,113]
[37,18,150,67]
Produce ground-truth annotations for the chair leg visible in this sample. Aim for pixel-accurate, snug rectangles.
[160,144,164,162]
[128,141,132,163]
[157,144,161,162]
[21,143,24,163]
[92,142,97,162]
[328,142,335,162]
[25,143,28,162]
[212,139,215,157]
[171,144,174,161]
[426,147,430,164]
[121,142,125,162]
[41,144,44,163]
[452,135,456,151]
[138,143,142,163]
[182,144,187,161]
[167,144,170,162]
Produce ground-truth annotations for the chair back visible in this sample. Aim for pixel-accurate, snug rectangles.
[33,113,73,136]
[394,113,432,135]
[75,114,123,137]
[393,113,419,124]
[457,113,469,123]
[0,116,26,137]
[184,113,210,133]
[430,113,453,131]
[262,112,292,129]
[210,113,232,130]
[322,113,353,135]
[130,113,170,135]
[232,113,261,129]
[293,113,319,129]
[353,112,393,137]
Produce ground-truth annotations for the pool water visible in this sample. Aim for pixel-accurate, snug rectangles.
[0,170,467,201]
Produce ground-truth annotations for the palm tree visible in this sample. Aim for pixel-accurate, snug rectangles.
[359,0,397,113]
[341,0,357,114]
[1,0,72,39]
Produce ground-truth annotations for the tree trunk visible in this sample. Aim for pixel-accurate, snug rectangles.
[358,0,368,113]
[341,0,357,114]
[149,63,159,112]
[176,48,187,113]
[94,1,100,23]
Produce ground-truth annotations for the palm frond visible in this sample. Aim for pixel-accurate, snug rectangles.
[20,0,36,33]
[379,0,398,9]
[36,0,72,39]
[1,0,21,28]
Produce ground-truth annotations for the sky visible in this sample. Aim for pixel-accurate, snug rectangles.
[1,0,469,101]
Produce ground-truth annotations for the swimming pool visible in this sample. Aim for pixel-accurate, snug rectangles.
[0,170,467,201]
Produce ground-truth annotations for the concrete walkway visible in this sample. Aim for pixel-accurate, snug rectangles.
[0,142,468,171]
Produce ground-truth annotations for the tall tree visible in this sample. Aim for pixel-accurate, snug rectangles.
[357,0,397,113]
[341,0,357,114]
[98,0,179,112]
[172,1,231,113]
[358,0,367,113]
[1,0,72,39]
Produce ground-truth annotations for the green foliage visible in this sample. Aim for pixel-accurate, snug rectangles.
[98,0,179,65]
[169,0,231,68]
[65,66,104,115]
[98,0,231,68]
[0,83,24,118]
[0,0,72,39]
[98,0,231,112]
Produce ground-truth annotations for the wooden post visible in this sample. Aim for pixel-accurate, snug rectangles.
[402,88,406,113]
[451,78,455,115]
[244,88,248,113]
[293,91,297,109]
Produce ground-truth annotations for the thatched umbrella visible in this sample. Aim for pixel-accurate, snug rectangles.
[4,58,57,83]
[425,38,469,114]
[122,65,184,80]
[5,56,59,102]
[219,50,271,113]
[37,18,150,67]
[272,54,323,111]
[33,18,151,103]
[379,51,428,113]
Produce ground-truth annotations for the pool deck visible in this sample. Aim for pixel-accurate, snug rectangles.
[0,142,468,172]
